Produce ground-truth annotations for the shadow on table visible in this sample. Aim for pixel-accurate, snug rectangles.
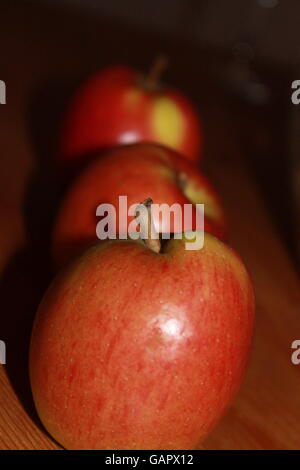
[0,79,76,433]
[0,75,105,435]
[0,247,51,428]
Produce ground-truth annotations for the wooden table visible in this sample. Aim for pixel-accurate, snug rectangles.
[0,1,300,450]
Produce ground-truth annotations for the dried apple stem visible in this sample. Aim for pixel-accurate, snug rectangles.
[147,55,168,85]
[135,198,161,253]
[141,55,168,91]
[176,172,189,192]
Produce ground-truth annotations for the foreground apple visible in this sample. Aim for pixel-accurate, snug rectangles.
[30,204,255,450]
[58,62,202,166]
[52,143,226,267]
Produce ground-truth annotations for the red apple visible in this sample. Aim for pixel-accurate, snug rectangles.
[59,62,202,166]
[30,219,255,450]
[52,143,226,267]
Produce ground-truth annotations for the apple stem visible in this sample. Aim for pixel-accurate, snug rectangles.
[176,172,189,192]
[143,55,168,91]
[135,198,161,253]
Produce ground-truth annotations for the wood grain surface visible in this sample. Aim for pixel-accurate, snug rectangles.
[0,2,299,450]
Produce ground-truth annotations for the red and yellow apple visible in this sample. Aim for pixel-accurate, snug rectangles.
[52,143,226,267]
[58,64,202,166]
[30,221,255,450]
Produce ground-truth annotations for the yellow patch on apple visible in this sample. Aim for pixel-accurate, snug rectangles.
[183,183,222,223]
[152,98,185,149]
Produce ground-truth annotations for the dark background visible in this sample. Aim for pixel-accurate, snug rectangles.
[42,0,300,67]
[1,0,300,263]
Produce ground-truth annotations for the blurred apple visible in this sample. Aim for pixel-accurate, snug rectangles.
[52,143,226,267]
[59,62,202,166]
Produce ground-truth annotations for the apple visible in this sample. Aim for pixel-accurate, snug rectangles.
[52,143,226,267]
[58,61,202,166]
[30,206,255,450]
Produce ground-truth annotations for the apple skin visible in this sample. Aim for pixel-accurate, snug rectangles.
[59,66,202,166]
[52,143,226,267]
[30,233,255,450]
